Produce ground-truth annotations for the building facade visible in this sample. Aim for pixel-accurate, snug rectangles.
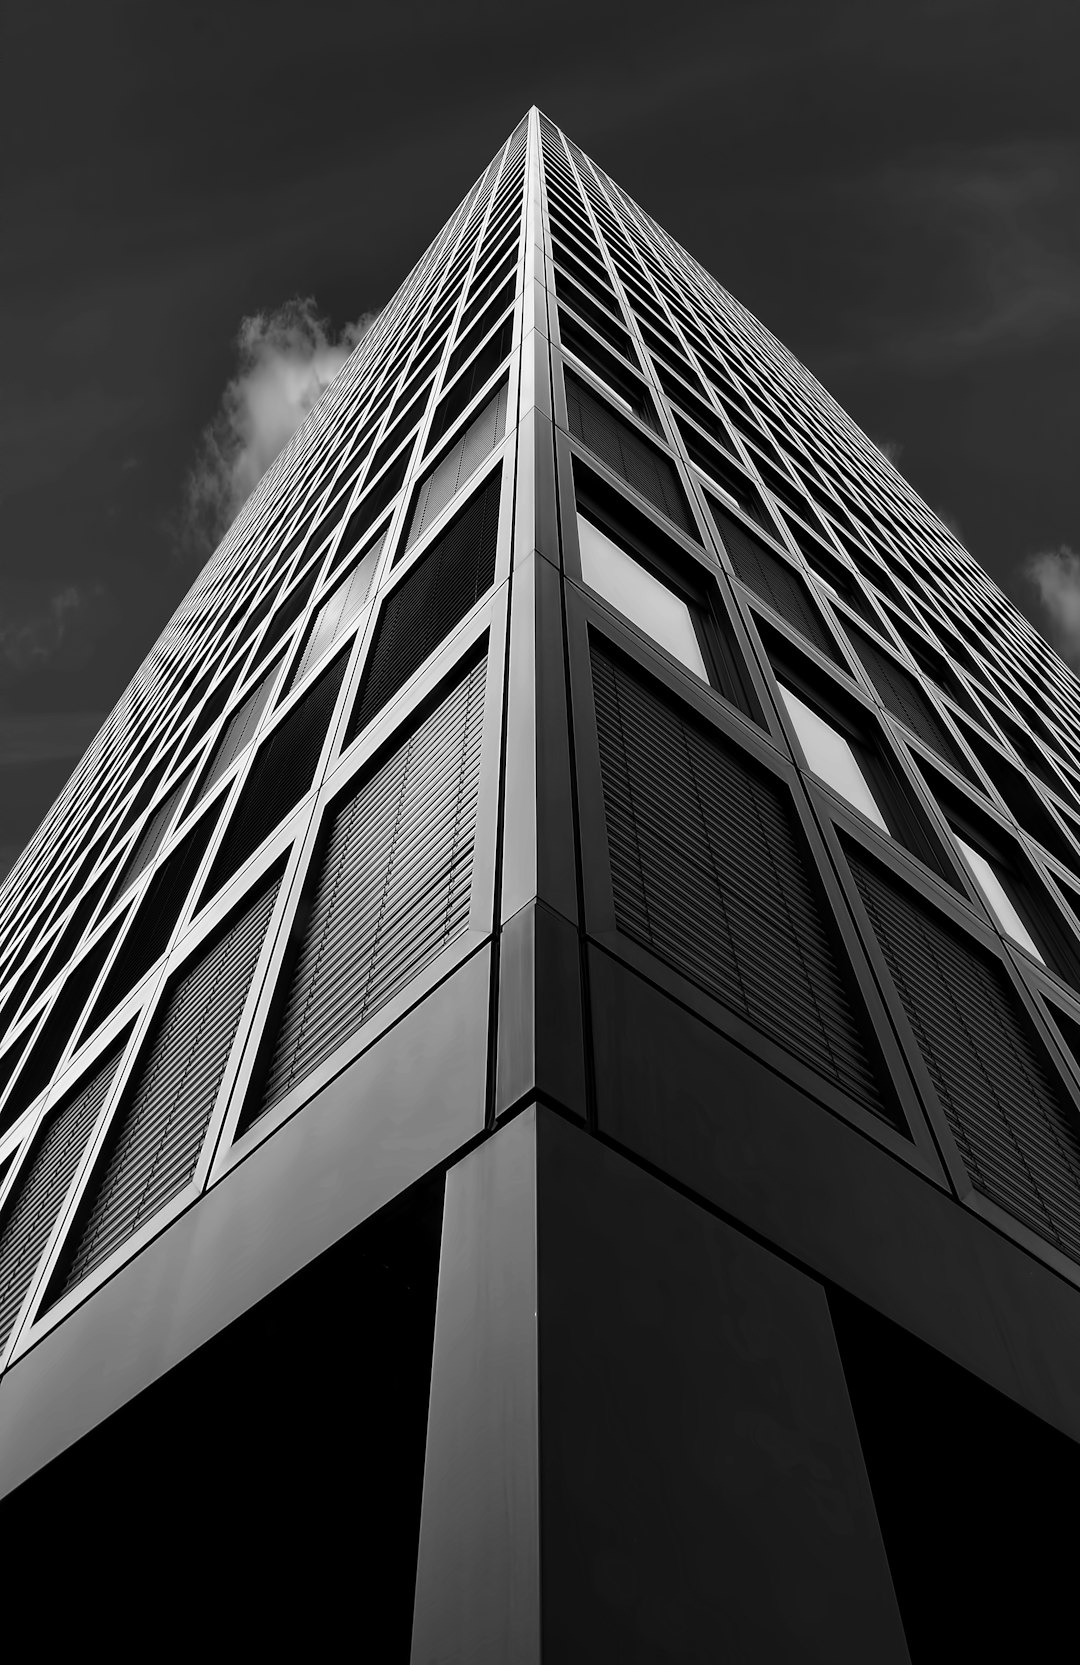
[0,110,1079,1657]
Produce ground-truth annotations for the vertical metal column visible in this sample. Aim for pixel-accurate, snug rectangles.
[410,1108,541,1665]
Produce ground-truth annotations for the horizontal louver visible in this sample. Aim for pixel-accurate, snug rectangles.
[592,644,888,1119]
[405,382,507,552]
[52,879,279,1298]
[252,655,485,1122]
[712,504,838,662]
[204,647,350,899]
[845,622,969,776]
[565,374,695,536]
[348,469,500,742]
[0,1045,121,1351]
[851,853,1080,1261]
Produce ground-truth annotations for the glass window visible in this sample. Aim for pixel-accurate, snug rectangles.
[577,514,708,680]
[564,353,634,417]
[779,683,888,832]
[953,834,1044,961]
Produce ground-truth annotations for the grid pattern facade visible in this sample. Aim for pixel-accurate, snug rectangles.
[3,107,1080,1452]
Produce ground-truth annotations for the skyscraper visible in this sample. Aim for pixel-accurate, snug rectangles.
[0,107,1078,1656]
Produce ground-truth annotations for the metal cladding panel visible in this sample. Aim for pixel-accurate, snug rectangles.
[711,503,837,662]
[851,854,1080,1260]
[205,647,349,898]
[445,288,515,385]
[565,375,695,536]
[87,799,224,1031]
[194,662,278,805]
[559,284,636,358]
[426,316,513,453]
[183,660,244,754]
[592,644,888,1119]
[53,878,280,1298]
[2,947,41,1033]
[33,866,114,1001]
[254,655,486,1121]
[0,1047,121,1350]
[691,449,769,532]
[258,563,321,662]
[287,546,380,694]
[333,448,411,564]
[118,771,190,895]
[845,621,967,775]
[349,469,500,741]
[405,383,508,552]
[4,915,124,1135]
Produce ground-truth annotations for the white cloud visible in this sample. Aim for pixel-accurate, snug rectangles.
[1024,546,1080,664]
[177,296,378,558]
[1025,546,1078,662]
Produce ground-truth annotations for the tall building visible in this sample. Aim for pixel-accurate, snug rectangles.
[1,109,1079,1656]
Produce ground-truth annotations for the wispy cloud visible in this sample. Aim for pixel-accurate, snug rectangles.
[174,296,378,559]
[0,584,98,675]
[1024,546,1080,664]
[818,141,1080,372]
[917,145,1080,359]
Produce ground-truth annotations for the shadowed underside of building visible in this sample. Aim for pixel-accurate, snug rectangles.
[1,111,1080,1660]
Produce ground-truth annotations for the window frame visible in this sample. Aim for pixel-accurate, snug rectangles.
[764,626,951,879]
[572,464,759,721]
[915,751,1080,991]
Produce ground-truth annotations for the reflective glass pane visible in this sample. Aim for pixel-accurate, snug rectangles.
[779,684,888,832]
[955,834,1044,961]
[577,514,708,680]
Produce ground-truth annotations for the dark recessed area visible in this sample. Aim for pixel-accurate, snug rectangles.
[829,1287,1080,1658]
[0,1172,444,1657]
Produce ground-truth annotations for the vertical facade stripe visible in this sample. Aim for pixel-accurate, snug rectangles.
[851,853,1080,1258]
[252,655,486,1121]
[0,1046,122,1350]
[349,470,500,740]
[592,643,889,1119]
[52,878,280,1297]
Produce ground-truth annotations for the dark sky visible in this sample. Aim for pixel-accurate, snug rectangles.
[2,0,1078,878]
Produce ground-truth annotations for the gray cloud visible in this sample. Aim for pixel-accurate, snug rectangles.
[175,296,378,560]
[1024,546,1080,664]
[817,140,1080,372]
[0,584,95,674]
[916,145,1080,359]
